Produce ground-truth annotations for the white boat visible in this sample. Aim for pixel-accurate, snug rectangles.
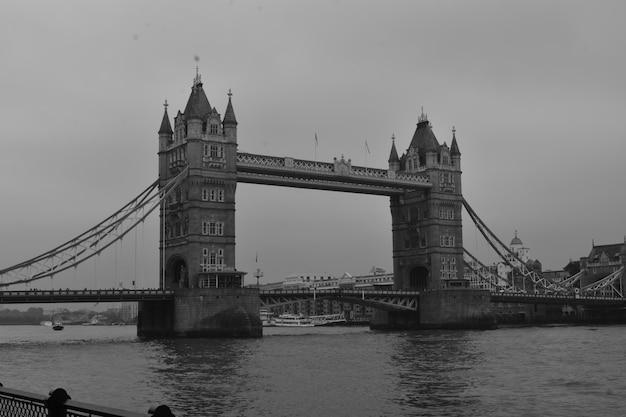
[274,314,314,327]
[260,309,275,327]
[310,313,347,326]
[52,322,64,331]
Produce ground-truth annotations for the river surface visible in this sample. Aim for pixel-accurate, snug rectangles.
[1,324,625,416]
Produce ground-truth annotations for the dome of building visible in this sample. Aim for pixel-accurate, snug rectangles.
[510,231,523,246]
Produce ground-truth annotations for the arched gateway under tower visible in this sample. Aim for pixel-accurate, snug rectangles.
[137,74,493,337]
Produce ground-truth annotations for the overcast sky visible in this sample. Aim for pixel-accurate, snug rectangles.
[1,0,625,290]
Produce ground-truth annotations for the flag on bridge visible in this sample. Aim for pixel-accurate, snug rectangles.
[365,139,370,154]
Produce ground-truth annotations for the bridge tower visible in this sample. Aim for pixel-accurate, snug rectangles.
[139,73,260,337]
[382,111,493,330]
[389,111,464,291]
[157,73,244,290]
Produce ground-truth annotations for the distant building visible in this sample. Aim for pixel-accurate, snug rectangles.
[120,302,138,322]
[542,270,569,284]
[259,268,394,321]
[579,241,626,293]
[495,231,542,292]
[282,273,337,290]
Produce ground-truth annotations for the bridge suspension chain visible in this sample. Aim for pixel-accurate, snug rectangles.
[0,167,189,288]
[581,266,624,298]
[463,248,517,292]
[462,198,570,294]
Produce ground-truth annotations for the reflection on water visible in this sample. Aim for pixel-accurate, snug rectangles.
[2,325,626,416]
[389,331,483,415]
[154,338,258,416]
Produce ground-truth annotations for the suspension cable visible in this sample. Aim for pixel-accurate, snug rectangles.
[0,167,188,288]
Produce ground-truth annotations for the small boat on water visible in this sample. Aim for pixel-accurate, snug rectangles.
[274,314,314,327]
[52,322,64,331]
[260,309,276,327]
[309,313,347,326]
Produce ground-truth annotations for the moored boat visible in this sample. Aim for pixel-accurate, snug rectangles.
[309,313,347,326]
[274,314,314,327]
[52,322,64,331]
[260,309,276,327]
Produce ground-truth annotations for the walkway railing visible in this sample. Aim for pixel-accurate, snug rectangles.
[0,385,174,417]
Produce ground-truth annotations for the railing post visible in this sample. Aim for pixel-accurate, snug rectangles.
[45,388,71,417]
[149,404,175,416]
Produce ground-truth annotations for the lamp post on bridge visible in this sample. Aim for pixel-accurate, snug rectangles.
[254,268,263,288]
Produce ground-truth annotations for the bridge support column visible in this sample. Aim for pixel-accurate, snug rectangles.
[138,288,262,338]
[370,309,420,330]
[419,289,496,330]
[369,289,496,330]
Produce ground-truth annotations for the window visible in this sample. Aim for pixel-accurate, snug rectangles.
[439,208,454,219]
[209,188,225,202]
[209,123,219,135]
[202,221,224,236]
[202,143,223,158]
[419,231,428,248]
[209,145,223,158]
[440,234,455,247]
[201,248,225,273]
[202,188,209,201]
[440,256,458,279]
[439,172,454,184]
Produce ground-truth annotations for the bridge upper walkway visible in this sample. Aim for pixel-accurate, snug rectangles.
[236,152,432,195]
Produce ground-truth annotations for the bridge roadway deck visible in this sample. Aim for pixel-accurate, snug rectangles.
[0,289,174,304]
[263,289,626,309]
[0,289,623,308]
[261,289,421,311]
[490,292,626,307]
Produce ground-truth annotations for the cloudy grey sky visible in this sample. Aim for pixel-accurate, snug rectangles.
[1,0,625,289]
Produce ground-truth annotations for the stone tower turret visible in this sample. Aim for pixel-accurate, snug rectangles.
[158,102,173,181]
[388,134,400,172]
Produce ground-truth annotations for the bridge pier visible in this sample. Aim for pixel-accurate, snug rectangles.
[137,288,262,338]
[370,309,420,330]
[418,289,496,329]
[370,289,496,330]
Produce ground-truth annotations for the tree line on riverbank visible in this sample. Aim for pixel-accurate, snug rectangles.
[0,307,130,325]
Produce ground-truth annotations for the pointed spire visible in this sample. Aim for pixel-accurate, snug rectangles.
[450,126,461,156]
[409,111,439,153]
[184,70,211,121]
[418,107,428,123]
[223,89,238,126]
[158,100,173,135]
[388,134,399,163]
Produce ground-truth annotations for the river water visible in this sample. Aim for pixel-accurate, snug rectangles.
[1,324,625,417]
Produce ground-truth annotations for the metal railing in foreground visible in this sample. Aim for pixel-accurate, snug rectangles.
[0,385,175,417]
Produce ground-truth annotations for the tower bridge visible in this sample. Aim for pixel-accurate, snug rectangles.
[1,72,625,336]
